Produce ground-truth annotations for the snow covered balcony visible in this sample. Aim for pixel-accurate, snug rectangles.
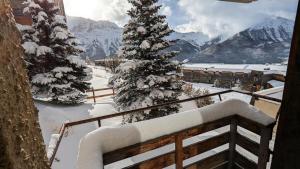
[77,99,275,169]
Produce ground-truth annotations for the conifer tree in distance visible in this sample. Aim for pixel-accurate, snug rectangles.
[113,0,183,123]
[20,0,91,104]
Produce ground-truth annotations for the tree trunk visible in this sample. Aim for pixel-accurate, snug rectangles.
[0,1,50,169]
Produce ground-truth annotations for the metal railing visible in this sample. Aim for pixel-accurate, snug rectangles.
[49,89,281,166]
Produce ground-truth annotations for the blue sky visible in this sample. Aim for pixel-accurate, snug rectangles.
[64,0,298,38]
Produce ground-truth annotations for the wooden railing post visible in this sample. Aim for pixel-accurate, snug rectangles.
[97,119,101,128]
[228,118,237,169]
[250,96,256,106]
[92,88,96,103]
[218,94,222,101]
[258,127,272,169]
[175,133,184,169]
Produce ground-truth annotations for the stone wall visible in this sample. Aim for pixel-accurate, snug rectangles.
[182,68,284,90]
[0,1,49,168]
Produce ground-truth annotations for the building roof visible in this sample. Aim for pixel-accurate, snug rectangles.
[255,86,284,100]
[267,80,285,88]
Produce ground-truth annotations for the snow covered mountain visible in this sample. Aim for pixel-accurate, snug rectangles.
[67,16,294,64]
[168,32,209,46]
[67,16,123,60]
[67,16,208,60]
[188,17,294,64]
[248,17,293,42]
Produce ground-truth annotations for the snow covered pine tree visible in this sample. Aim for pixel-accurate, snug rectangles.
[113,0,183,123]
[20,0,91,104]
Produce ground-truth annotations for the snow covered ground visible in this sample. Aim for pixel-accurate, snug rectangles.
[36,65,267,169]
[37,66,116,169]
[37,66,198,169]
[191,82,252,103]
[184,63,287,71]
[184,63,287,75]
[37,102,97,169]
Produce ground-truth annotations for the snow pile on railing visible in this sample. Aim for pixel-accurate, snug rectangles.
[76,99,275,169]
[47,134,60,159]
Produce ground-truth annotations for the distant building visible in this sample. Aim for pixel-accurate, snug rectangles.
[10,0,66,25]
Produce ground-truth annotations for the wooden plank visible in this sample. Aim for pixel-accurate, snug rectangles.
[212,162,228,169]
[124,151,175,169]
[182,117,231,140]
[175,133,184,169]
[236,133,259,156]
[87,93,114,99]
[125,132,230,169]
[235,151,257,169]
[219,0,257,3]
[183,132,230,160]
[236,115,263,135]
[257,127,272,169]
[103,136,175,165]
[103,117,232,165]
[233,163,243,169]
[228,119,237,168]
[184,150,229,169]
[86,87,113,92]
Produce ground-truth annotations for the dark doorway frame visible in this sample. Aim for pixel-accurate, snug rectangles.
[271,1,300,168]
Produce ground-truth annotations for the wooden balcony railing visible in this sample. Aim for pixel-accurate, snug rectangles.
[102,115,275,169]
[49,89,281,167]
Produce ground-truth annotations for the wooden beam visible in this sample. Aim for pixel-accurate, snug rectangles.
[122,132,230,168]
[235,152,257,169]
[219,0,257,3]
[236,134,260,156]
[175,133,184,169]
[184,150,229,169]
[257,127,272,169]
[271,1,300,168]
[228,119,238,168]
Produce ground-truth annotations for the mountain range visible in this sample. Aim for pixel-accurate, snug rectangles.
[67,16,294,64]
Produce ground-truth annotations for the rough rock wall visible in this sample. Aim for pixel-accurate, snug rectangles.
[0,1,50,169]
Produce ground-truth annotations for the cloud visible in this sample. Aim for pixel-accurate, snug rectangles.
[63,0,298,36]
[64,0,173,26]
[176,0,298,38]
[64,0,131,26]
[161,5,172,16]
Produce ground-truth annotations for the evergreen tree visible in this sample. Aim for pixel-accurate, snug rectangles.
[20,0,91,104]
[113,0,183,123]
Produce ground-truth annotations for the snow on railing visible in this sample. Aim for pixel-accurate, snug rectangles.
[77,99,276,169]
[49,89,281,166]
